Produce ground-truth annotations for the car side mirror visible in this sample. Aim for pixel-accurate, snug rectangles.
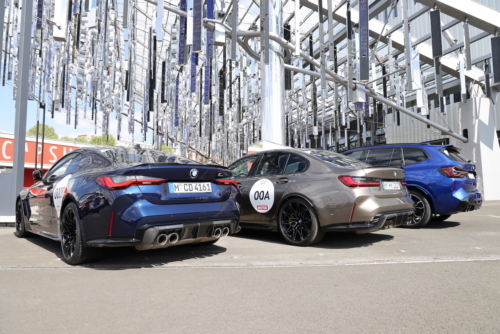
[44,174,58,185]
[32,170,43,182]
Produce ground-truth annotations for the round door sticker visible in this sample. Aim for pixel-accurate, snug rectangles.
[249,179,275,213]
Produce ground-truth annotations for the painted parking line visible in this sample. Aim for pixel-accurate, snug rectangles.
[1,256,499,271]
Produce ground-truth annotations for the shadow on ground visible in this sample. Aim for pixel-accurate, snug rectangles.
[23,234,227,270]
[422,221,461,229]
[232,229,394,249]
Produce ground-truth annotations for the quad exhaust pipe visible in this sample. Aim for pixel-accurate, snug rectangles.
[213,227,222,238]
[155,232,180,245]
[167,232,179,244]
[212,226,230,238]
[156,234,168,245]
[156,227,229,245]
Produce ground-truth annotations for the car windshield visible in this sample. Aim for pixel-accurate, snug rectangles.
[441,146,469,163]
[301,149,370,168]
[99,147,201,165]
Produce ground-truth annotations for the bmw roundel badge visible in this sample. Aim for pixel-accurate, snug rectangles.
[190,169,199,179]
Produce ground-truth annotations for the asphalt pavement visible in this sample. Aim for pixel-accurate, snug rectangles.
[1,201,499,333]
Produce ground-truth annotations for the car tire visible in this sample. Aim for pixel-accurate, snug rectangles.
[431,214,452,222]
[406,190,432,228]
[60,202,103,265]
[14,200,31,238]
[278,198,324,246]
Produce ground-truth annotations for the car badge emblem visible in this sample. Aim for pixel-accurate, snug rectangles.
[394,172,397,177]
[190,169,199,179]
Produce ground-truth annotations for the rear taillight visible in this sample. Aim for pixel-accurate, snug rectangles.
[213,179,238,188]
[338,176,381,187]
[438,166,468,178]
[96,175,165,190]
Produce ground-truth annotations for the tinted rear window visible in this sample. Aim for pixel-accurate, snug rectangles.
[255,152,289,176]
[389,148,403,167]
[284,154,308,173]
[99,147,201,165]
[344,150,365,161]
[441,147,469,163]
[403,148,428,166]
[365,148,393,166]
[302,150,369,168]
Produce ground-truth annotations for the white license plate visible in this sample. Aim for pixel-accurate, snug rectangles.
[468,173,475,179]
[382,181,401,190]
[169,182,212,193]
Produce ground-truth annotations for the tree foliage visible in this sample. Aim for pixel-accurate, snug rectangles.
[59,136,72,142]
[74,137,89,143]
[161,145,175,154]
[26,124,58,139]
[89,135,116,146]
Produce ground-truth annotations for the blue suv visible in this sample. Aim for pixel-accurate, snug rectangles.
[342,144,482,228]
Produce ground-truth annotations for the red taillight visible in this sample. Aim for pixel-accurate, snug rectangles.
[338,175,381,187]
[96,175,165,190]
[108,211,115,236]
[213,179,239,188]
[438,166,468,178]
[402,182,407,186]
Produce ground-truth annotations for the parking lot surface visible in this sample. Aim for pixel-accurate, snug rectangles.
[1,201,499,333]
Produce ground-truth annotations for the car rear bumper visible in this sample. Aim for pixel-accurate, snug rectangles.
[434,191,482,214]
[322,209,414,234]
[86,219,240,248]
[453,196,482,213]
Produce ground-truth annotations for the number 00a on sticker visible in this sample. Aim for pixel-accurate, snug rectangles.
[249,179,275,213]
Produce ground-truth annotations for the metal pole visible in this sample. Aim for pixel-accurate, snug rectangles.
[401,0,412,90]
[40,104,46,172]
[0,0,6,58]
[34,115,39,171]
[12,0,33,198]
[260,0,284,145]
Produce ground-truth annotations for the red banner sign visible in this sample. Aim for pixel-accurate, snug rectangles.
[0,137,78,167]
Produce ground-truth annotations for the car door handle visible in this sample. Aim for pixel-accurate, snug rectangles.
[276,178,289,184]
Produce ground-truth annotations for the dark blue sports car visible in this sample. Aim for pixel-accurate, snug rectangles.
[15,146,241,264]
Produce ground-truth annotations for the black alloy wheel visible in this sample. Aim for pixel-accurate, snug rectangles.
[406,190,431,228]
[14,200,30,238]
[60,202,103,265]
[61,205,77,259]
[278,198,324,246]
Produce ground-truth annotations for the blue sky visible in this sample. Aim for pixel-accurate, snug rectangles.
[0,84,151,143]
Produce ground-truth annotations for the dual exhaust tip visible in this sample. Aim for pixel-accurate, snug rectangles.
[155,232,180,246]
[213,227,230,238]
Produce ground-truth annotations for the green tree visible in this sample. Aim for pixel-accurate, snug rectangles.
[26,124,58,139]
[160,145,175,153]
[90,135,116,146]
[74,137,89,143]
[59,136,72,142]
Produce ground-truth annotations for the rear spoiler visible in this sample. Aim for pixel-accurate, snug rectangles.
[442,145,461,153]
[134,162,227,168]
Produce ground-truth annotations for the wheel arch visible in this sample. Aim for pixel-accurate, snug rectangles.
[274,193,317,224]
[407,186,435,213]
[60,194,77,217]
[59,195,89,243]
[16,196,30,221]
